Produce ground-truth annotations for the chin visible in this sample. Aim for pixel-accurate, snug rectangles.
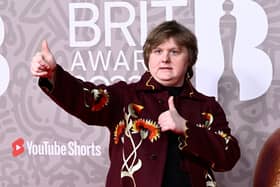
[159,80,175,87]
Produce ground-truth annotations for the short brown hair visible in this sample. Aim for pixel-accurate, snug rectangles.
[143,20,198,79]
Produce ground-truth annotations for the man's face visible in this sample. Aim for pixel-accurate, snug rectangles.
[148,38,189,87]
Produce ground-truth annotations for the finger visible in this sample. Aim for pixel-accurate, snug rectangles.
[40,40,55,66]
[158,118,164,127]
[31,63,44,74]
[33,62,47,72]
[30,65,48,77]
[33,71,49,78]
[161,126,168,132]
[32,56,49,72]
[38,60,50,70]
[159,120,171,132]
[168,96,176,110]
[158,112,169,128]
[41,40,51,55]
[158,111,167,123]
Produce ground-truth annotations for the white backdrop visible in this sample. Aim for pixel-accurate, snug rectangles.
[1,1,280,186]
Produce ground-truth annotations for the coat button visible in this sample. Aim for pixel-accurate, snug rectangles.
[158,99,163,104]
[150,154,157,160]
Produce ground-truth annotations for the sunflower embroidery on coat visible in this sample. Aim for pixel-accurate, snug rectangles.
[113,103,160,145]
[113,103,160,187]
[196,112,232,151]
[196,112,214,129]
[83,88,109,111]
[90,88,109,111]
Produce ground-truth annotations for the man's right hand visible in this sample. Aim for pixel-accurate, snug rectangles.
[30,40,57,79]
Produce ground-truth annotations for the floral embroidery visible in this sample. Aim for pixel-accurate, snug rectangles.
[202,112,214,127]
[178,132,188,150]
[196,112,214,129]
[114,104,160,145]
[113,103,160,187]
[205,172,217,187]
[128,103,144,118]
[132,119,160,142]
[178,121,189,150]
[90,88,109,111]
[145,76,155,90]
[114,120,125,144]
[195,112,232,150]
[215,130,232,150]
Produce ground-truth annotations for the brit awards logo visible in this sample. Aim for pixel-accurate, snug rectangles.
[195,0,272,101]
[0,16,9,96]
[68,0,272,101]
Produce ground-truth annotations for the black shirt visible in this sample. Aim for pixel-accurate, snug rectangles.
[162,87,192,187]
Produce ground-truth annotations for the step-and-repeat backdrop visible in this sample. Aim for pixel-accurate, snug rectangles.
[0,0,279,186]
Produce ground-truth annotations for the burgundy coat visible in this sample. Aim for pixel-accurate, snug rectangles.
[39,65,240,187]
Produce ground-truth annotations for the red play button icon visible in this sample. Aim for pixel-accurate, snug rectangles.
[12,138,25,157]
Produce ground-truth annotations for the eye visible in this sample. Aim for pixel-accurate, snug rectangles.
[170,49,180,55]
[152,49,162,54]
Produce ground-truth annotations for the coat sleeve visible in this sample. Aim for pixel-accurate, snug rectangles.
[38,65,124,128]
[178,97,240,171]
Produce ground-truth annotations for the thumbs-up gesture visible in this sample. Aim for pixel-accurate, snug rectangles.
[31,40,56,79]
[158,96,188,135]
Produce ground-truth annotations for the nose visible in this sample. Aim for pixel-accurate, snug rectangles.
[162,52,170,63]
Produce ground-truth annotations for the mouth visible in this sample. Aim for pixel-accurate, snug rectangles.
[159,67,172,70]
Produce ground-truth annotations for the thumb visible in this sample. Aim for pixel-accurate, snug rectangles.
[168,96,176,110]
[41,40,51,55]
